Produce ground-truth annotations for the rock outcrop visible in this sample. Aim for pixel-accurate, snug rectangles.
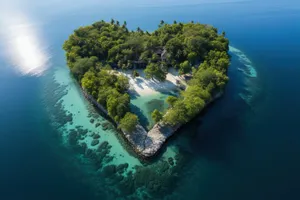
[83,89,223,158]
[141,123,180,157]
[138,91,223,157]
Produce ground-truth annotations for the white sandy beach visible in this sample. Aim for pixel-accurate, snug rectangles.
[119,68,186,96]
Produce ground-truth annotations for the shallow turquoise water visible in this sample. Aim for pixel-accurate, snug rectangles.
[130,93,171,129]
[0,0,300,199]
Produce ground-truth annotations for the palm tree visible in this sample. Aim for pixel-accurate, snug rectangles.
[159,20,165,28]
[122,21,127,29]
[110,18,115,25]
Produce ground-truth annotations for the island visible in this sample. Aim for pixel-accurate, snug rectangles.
[63,19,230,157]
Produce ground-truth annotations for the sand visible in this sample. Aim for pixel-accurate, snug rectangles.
[119,68,186,96]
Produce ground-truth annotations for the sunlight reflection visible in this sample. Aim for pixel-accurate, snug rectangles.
[0,7,50,76]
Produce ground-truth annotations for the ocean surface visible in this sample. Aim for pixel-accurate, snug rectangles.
[0,0,300,199]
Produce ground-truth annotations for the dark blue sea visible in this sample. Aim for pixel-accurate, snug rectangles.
[0,0,300,199]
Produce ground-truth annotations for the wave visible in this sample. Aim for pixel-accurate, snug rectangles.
[229,46,257,78]
[229,45,258,106]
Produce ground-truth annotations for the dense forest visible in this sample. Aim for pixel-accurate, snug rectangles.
[63,20,230,131]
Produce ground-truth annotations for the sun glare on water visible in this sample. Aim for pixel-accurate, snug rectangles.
[0,8,50,76]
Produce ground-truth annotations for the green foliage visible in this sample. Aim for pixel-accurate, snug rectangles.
[203,50,230,71]
[71,57,98,80]
[182,85,211,102]
[165,37,185,62]
[166,96,178,108]
[144,63,167,81]
[187,52,197,65]
[115,75,130,93]
[107,94,119,120]
[80,68,131,122]
[163,48,230,125]
[179,61,192,75]
[97,86,113,105]
[190,67,229,91]
[151,109,163,123]
[63,20,229,73]
[183,96,205,118]
[81,70,97,95]
[119,112,139,133]
[106,90,130,122]
[163,101,189,126]
[163,95,205,125]
[63,20,230,128]
[132,70,140,78]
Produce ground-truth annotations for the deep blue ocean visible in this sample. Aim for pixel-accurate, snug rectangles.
[0,0,300,199]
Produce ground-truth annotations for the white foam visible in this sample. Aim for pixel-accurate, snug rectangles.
[229,46,257,78]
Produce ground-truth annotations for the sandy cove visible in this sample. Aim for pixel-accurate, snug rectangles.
[118,68,187,96]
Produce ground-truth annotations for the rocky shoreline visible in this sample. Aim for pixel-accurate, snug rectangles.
[83,89,223,158]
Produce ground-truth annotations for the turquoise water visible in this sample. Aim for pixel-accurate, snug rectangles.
[1,0,300,199]
[130,93,171,129]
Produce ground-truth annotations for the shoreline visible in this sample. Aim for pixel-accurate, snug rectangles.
[63,20,230,158]
[141,91,223,157]
[83,87,223,158]
[119,68,186,96]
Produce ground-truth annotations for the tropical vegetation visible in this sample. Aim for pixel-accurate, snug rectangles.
[63,19,230,131]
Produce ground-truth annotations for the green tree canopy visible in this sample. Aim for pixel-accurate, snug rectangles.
[81,70,97,94]
[166,96,178,108]
[63,20,230,128]
[151,109,163,123]
[182,85,211,102]
[179,60,192,75]
[64,20,229,74]
[183,96,205,118]
[119,112,139,133]
[163,101,189,126]
[71,57,98,80]
[115,75,130,93]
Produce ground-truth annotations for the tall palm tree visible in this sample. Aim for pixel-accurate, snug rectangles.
[110,18,115,25]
